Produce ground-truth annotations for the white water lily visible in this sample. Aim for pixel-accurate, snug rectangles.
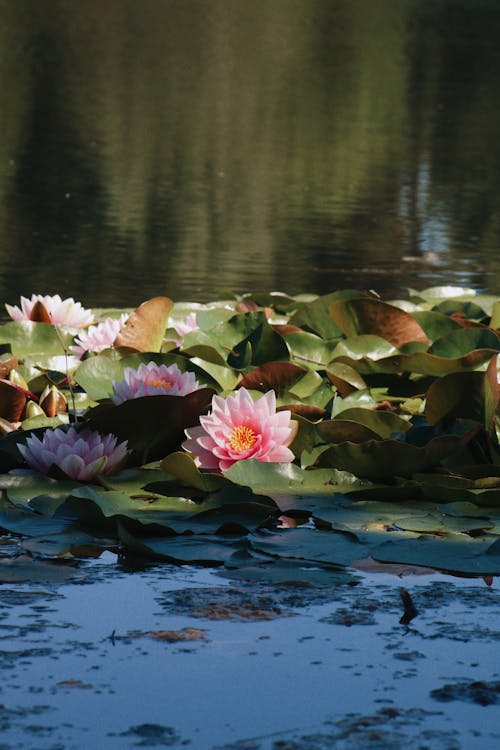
[5,294,94,327]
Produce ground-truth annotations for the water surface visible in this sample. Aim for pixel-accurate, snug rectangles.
[1,0,500,306]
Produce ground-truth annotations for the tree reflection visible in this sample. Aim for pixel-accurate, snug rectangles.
[1,0,500,304]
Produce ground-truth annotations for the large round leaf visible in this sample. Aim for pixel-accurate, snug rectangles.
[85,389,215,463]
[329,298,429,347]
[316,435,467,480]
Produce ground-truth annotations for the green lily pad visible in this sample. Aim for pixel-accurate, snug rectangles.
[372,533,500,575]
[284,331,339,368]
[316,435,467,480]
[224,460,367,496]
[0,555,82,582]
[160,452,226,493]
[330,335,399,362]
[326,362,367,396]
[249,527,363,567]
[0,321,76,356]
[118,523,248,564]
[331,408,411,438]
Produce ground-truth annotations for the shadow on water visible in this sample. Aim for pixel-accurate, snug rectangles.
[1,0,500,305]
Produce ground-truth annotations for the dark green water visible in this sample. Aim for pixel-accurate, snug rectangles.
[2,0,500,307]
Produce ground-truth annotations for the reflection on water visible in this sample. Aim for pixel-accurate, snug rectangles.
[1,0,500,306]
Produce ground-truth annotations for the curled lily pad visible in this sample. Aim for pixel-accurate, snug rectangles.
[315,435,468,480]
[329,298,429,348]
[288,290,367,339]
[425,356,499,430]
[114,296,173,352]
[326,362,367,396]
[160,451,226,493]
[317,420,381,444]
[237,362,306,394]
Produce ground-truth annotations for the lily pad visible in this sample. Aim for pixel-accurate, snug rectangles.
[371,533,500,575]
[85,388,215,464]
[329,298,429,347]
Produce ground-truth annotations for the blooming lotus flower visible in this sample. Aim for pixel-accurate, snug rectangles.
[70,314,129,358]
[173,313,198,338]
[182,387,298,472]
[18,426,128,481]
[110,361,200,405]
[167,312,199,347]
[5,294,94,327]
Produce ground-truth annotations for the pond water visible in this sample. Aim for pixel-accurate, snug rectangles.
[1,555,499,750]
[2,0,500,306]
[2,4,500,748]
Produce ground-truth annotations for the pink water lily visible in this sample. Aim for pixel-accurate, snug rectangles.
[111,361,200,405]
[172,312,198,338]
[70,314,129,358]
[5,294,94,327]
[167,312,199,347]
[18,426,128,481]
[182,387,298,472]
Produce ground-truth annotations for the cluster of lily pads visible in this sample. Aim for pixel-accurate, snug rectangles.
[0,286,499,582]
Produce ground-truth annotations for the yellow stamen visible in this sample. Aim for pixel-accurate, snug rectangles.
[228,425,257,451]
[149,379,173,389]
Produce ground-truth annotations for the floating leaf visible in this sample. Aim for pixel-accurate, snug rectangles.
[114,296,173,352]
[331,408,411,438]
[249,527,363,567]
[329,298,429,348]
[237,362,306,394]
[227,317,289,369]
[288,290,367,339]
[0,555,82,583]
[411,311,461,342]
[316,435,467,480]
[224,459,365,496]
[428,328,500,358]
[425,356,499,431]
[118,524,247,564]
[85,388,215,464]
[326,362,367,396]
[0,321,75,356]
[317,420,381,444]
[284,331,339,368]
[372,533,500,575]
[160,451,226,493]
